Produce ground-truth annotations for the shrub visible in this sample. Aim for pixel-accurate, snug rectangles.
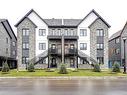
[59,64,68,74]
[93,63,101,72]
[112,62,120,72]
[2,61,10,73]
[27,63,35,72]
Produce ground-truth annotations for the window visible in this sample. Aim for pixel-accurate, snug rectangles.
[97,57,104,64]
[23,43,29,49]
[97,44,104,50]
[70,29,74,36]
[6,38,8,44]
[6,48,8,54]
[22,57,29,64]
[80,58,87,64]
[64,29,68,36]
[80,43,87,50]
[52,29,55,35]
[12,41,16,46]
[70,44,74,49]
[51,44,56,49]
[39,43,46,50]
[12,50,16,55]
[58,29,61,35]
[22,29,29,36]
[39,29,46,36]
[39,58,46,64]
[80,29,87,36]
[115,48,120,54]
[115,38,120,43]
[96,29,104,36]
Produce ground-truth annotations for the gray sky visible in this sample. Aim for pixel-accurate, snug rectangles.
[1,0,127,37]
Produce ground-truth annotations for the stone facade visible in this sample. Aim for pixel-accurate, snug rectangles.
[17,18,36,70]
[0,23,11,57]
[89,18,109,68]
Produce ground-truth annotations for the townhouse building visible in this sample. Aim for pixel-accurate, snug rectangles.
[109,22,127,68]
[15,9,110,70]
[0,19,17,68]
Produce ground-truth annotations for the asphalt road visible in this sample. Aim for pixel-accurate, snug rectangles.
[0,78,127,95]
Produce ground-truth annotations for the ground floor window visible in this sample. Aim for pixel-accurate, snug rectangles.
[97,57,104,64]
[22,57,29,64]
[80,58,87,64]
[39,57,46,64]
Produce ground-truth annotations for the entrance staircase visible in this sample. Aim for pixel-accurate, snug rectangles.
[27,50,48,65]
[78,50,98,66]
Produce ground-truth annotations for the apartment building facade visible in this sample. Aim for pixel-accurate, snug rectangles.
[0,19,17,68]
[109,22,127,68]
[15,9,110,70]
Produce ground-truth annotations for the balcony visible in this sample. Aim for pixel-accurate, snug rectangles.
[65,48,77,55]
[49,48,61,55]
[47,35,78,39]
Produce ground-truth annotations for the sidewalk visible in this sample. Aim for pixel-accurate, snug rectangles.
[0,76,127,80]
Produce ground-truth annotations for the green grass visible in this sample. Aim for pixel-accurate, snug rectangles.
[0,69,126,77]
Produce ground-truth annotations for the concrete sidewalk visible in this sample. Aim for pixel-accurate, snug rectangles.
[0,76,127,80]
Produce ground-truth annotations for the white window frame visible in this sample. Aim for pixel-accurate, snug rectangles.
[39,29,46,36]
[39,43,46,50]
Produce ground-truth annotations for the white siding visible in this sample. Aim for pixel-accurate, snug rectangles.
[28,12,48,63]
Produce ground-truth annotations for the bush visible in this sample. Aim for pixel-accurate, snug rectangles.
[2,61,10,73]
[27,63,35,72]
[112,62,120,72]
[93,63,101,72]
[59,64,68,74]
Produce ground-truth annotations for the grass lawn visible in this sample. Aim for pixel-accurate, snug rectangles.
[0,69,127,77]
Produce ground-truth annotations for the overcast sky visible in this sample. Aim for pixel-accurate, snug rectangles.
[1,0,127,37]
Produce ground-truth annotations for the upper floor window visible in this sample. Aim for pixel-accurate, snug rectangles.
[80,29,87,36]
[97,43,104,50]
[12,41,16,46]
[70,44,74,49]
[22,29,29,36]
[39,29,46,36]
[6,48,8,54]
[51,44,56,49]
[80,43,87,50]
[12,50,16,55]
[23,43,29,49]
[96,29,104,36]
[39,43,46,50]
[64,29,68,36]
[6,38,8,44]
[115,38,120,43]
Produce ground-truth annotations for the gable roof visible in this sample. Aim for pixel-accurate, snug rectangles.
[0,19,17,40]
[77,9,111,28]
[15,9,48,27]
[109,30,122,41]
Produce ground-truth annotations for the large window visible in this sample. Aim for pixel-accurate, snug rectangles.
[96,29,104,36]
[39,43,46,50]
[39,29,46,36]
[22,57,29,64]
[23,43,29,49]
[80,43,87,50]
[22,29,29,36]
[80,29,87,36]
[97,44,104,50]
[39,58,46,64]
[97,57,104,64]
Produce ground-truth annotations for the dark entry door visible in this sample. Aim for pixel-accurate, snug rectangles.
[70,58,75,67]
[51,58,57,68]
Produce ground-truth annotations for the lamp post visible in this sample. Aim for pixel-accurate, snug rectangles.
[123,37,126,74]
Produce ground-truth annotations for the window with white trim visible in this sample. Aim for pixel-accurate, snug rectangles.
[80,29,87,36]
[97,44,104,50]
[96,29,104,36]
[22,57,29,64]
[39,43,46,50]
[23,43,29,49]
[22,29,29,36]
[39,29,46,36]
[80,43,87,50]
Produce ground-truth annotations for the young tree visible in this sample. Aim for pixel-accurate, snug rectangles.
[2,61,10,73]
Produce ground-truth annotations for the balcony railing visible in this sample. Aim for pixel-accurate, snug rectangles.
[47,35,78,39]
[49,48,77,55]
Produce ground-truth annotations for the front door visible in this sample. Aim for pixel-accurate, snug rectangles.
[70,58,75,67]
[51,58,57,68]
